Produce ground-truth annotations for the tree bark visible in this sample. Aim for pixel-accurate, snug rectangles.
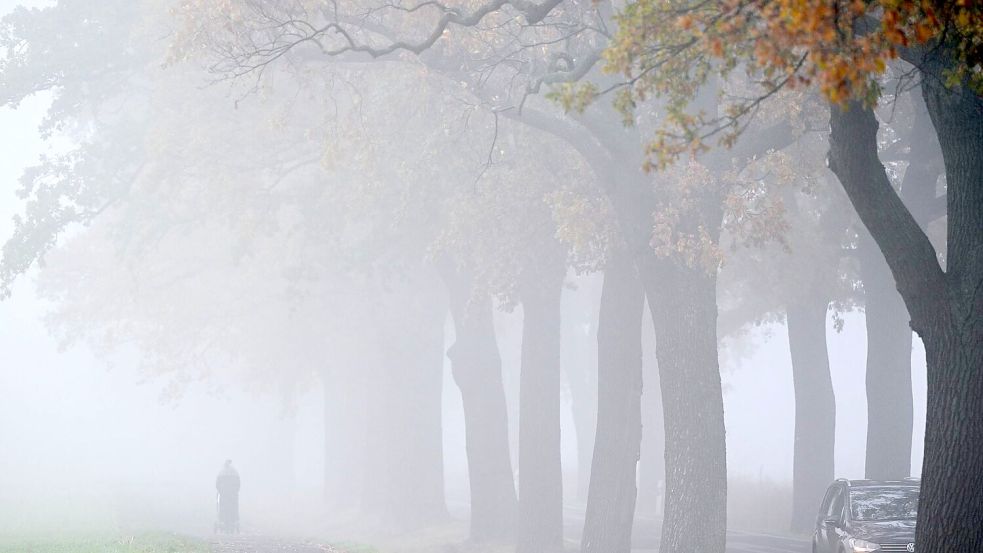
[859,233,914,481]
[504,104,750,553]
[638,252,727,553]
[590,143,726,553]
[917,316,983,553]
[914,57,983,553]
[516,260,566,553]
[580,249,645,553]
[786,298,837,533]
[440,262,518,542]
[828,75,983,551]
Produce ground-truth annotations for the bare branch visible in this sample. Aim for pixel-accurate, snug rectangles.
[208,0,568,81]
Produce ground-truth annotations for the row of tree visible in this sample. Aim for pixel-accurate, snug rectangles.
[1,1,980,553]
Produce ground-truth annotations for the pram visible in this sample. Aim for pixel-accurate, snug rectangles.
[214,492,240,534]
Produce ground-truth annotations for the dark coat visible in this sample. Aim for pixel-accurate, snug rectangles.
[216,466,240,525]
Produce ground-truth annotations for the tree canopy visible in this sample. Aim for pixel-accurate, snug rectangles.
[597,0,983,164]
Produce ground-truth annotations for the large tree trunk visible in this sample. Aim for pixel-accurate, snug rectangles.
[786,298,836,533]
[440,262,517,542]
[639,253,727,553]
[580,250,645,553]
[593,142,726,553]
[507,103,737,553]
[516,261,566,553]
[914,57,983,553]
[859,234,914,481]
[828,69,983,551]
[917,316,983,552]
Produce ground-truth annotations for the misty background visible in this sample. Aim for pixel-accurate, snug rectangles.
[1,1,955,551]
[0,51,927,536]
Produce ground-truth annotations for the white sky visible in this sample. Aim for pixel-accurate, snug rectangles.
[0,4,325,533]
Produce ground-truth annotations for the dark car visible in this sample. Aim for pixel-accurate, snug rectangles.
[812,478,919,553]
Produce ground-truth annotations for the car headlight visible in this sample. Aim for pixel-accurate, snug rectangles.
[847,538,881,552]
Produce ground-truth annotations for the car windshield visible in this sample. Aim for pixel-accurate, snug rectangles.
[850,487,919,521]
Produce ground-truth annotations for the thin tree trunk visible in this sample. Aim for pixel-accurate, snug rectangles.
[516,261,566,553]
[639,253,727,553]
[594,145,726,553]
[786,298,837,533]
[440,262,517,542]
[859,234,914,481]
[581,249,645,553]
[536,97,731,553]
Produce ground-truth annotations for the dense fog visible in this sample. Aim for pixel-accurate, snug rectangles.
[1,1,979,553]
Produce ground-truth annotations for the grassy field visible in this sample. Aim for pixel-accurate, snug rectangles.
[0,533,211,553]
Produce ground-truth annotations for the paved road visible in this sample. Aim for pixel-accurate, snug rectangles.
[628,530,809,553]
[209,532,808,553]
[628,520,811,553]
[728,530,811,553]
[209,516,810,553]
[563,508,811,553]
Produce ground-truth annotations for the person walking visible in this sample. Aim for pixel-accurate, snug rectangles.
[215,459,241,534]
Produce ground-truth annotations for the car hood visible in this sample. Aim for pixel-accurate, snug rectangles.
[849,519,917,542]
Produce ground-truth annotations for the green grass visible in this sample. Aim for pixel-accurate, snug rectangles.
[0,533,211,553]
